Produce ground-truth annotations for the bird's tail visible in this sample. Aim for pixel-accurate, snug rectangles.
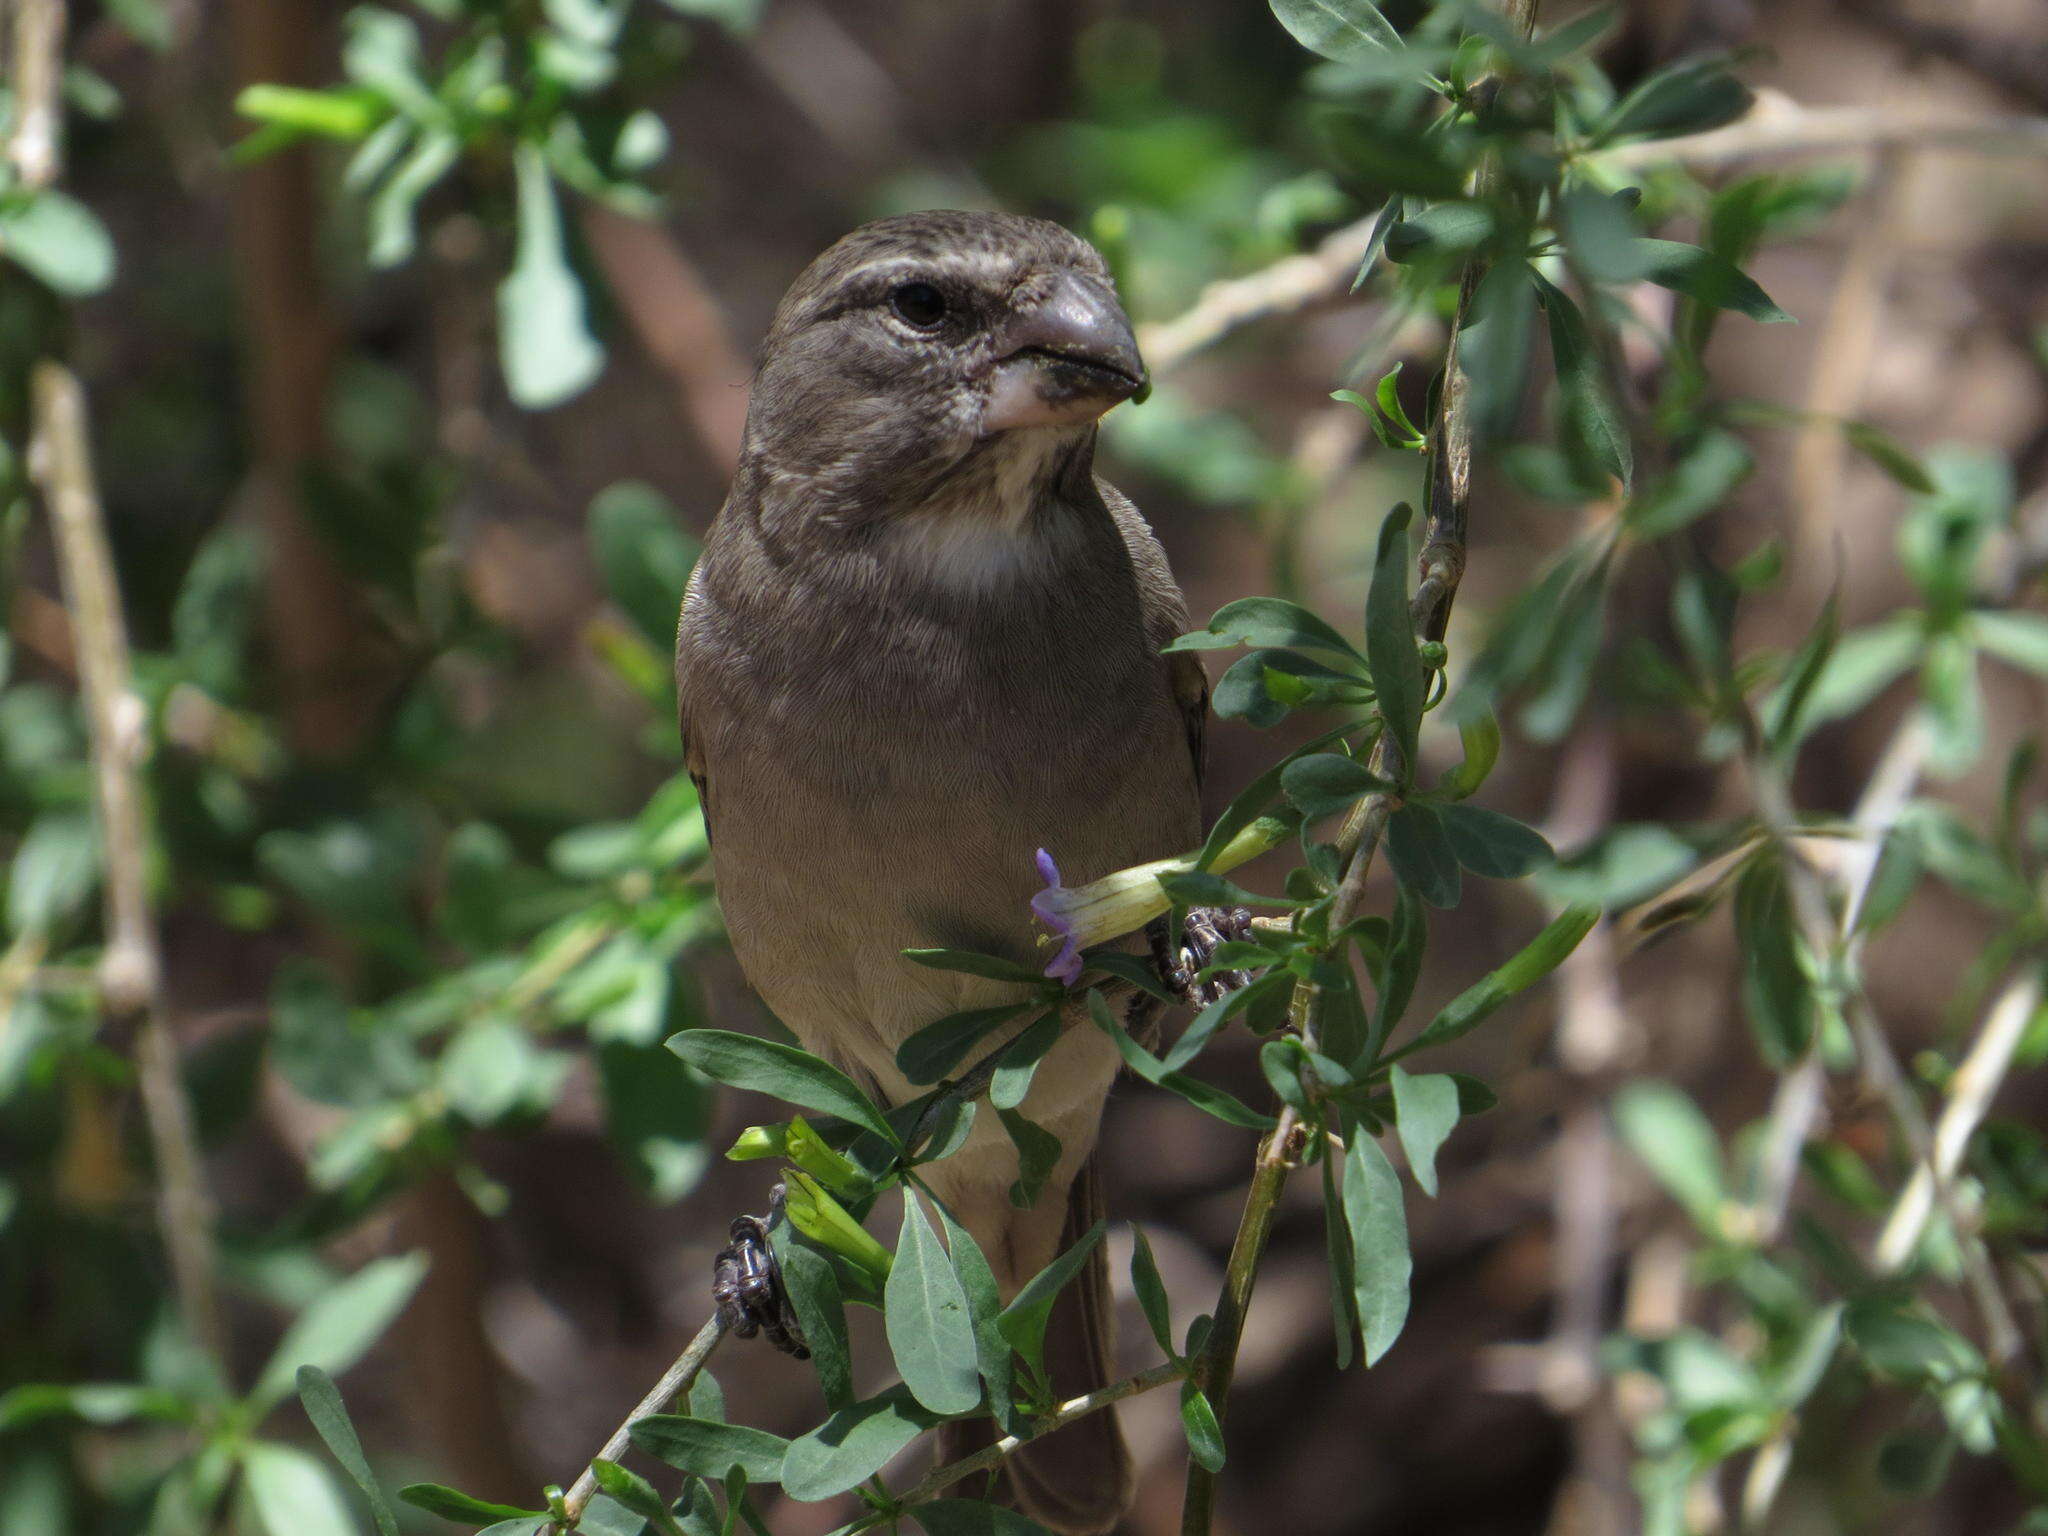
[937,1154,1132,1535]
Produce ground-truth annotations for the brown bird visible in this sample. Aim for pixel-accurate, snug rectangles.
[676,210,1207,1533]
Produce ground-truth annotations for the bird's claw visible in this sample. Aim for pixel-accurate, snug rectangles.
[711,1187,809,1359]
[1149,905,1257,1009]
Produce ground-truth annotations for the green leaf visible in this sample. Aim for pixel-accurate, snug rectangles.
[296,1368,399,1536]
[1168,595,1366,665]
[996,1221,1108,1382]
[1354,193,1406,290]
[666,1031,896,1144]
[589,482,700,649]
[0,189,115,296]
[912,1502,1061,1536]
[1384,201,1494,264]
[1612,1081,1724,1229]
[999,1106,1062,1209]
[399,1483,548,1524]
[1129,1227,1175,1359]
[1364,503,1424,776]
[1404,905,1598,1053]
[896,1003,1035,1087]
[990,1010,1060,1111]
[1282,752,1393,820]
[772,1231,853,1409]
[1626,430,1753,539]
[1213,647,1367,725]
[1536,273,1631,489]
[1324,116,1471,199]
[1799,615,1923,727]
[243,1443,358,1536]
[6,810,99,937]
[0,1382,190,1431]
[1974,611,2048,677]
[498,146,605,409]
[1597,54,1751,143]
[1321,1151,1360,1367]
[1371,883,1427,1049]
[251,1253,428,1417]
[778,1386,939,1502]
[930,1202,1013,1430]
[599,1039,714,1203]
[1389,1067,1460,1197]
[1269,0,1403,61]
[590,1461,679,1531]
[1877,1433,1953,1495]
[903,948,1052,986]
[1632,240,1792,324]
[1343,1133,1410,1365]
[1194,722,1359,870]
[1154,868,1294,910]
[1385,803,1461,908]
[886,1196,983,1415]
[1459,260,1536,442]
[1437,803,1553,879]
[1734,858,1814,1066]
[1840,421,1935,494]
[1085,991,1277,1130]
[366,129,458,267]
[1179,1381,1226,1472]
[628,1416,789,1482]
[1845,1299,1984,1384]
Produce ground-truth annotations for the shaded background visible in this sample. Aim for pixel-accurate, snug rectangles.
[9,0,2048,1532]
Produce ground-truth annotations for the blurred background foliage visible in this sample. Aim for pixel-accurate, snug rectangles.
[5,0,2048,1532]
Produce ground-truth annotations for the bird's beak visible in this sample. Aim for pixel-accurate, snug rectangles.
[982,268,1147,434]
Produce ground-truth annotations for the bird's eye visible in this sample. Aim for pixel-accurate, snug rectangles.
[889,281,947,329]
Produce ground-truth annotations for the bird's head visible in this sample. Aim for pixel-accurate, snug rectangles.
[740,211,1146,530]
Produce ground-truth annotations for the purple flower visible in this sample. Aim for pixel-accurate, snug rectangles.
[1030,848,1083,986]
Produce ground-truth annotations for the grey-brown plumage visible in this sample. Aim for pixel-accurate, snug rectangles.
[676,211,1205,1533]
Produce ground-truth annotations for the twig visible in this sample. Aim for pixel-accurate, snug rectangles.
[32,359,226,1361]
[14,0,227,1366]
[846,1360,1186,1530]
[1873,968,2043,1278]
[562,1315,727,1526]
[1746,714,1930,1240]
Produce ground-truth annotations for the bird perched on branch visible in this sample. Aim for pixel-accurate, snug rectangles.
[676,210,1212,1533]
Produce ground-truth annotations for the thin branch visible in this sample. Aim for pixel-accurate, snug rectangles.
[848,1361,1186,1530]
[562,1316,727,1526]
[32,359,226,1362]
[1873,968,2042,1278]
[15,0,227,1366]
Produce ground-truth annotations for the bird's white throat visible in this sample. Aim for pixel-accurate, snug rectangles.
[879,425,1084,591]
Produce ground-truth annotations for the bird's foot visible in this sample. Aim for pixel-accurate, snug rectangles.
[711,1187,809,1359]
[1149,905,1257,1009]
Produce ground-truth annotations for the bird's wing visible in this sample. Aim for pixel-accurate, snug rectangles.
[674,563,714,845]
[1097,478,1209,790]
